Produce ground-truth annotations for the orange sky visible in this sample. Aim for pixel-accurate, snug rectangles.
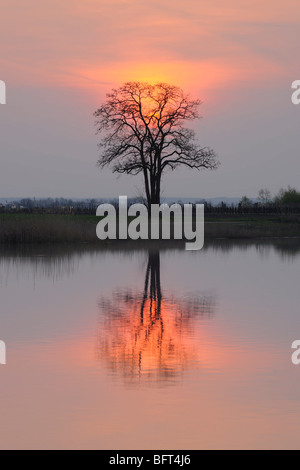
[0,0,300,198]
[1,0,298,94]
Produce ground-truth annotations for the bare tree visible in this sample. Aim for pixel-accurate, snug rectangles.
[94,82,219,206]
[258,188,271,204]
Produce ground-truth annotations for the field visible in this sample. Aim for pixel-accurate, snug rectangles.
[0,213,299,244]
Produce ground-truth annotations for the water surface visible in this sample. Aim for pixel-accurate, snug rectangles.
[0,241,300,449]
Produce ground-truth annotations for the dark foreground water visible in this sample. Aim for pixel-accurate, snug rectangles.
[0,240,300,449]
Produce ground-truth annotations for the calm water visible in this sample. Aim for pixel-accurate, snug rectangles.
[0,240,300,449]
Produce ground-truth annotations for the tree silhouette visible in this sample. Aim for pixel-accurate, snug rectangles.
[94,82,219,205]
[97,251,216,384]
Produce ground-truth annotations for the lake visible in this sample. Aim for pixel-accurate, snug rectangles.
[0,240,300,450]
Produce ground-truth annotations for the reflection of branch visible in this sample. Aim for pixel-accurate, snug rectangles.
[169,293,216,320]
[97,251,216,385]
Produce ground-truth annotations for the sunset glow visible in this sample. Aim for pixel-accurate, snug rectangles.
[1,0,295,95]
[2,0,300,453]
[2,1,299,200]
[97,297,201,382]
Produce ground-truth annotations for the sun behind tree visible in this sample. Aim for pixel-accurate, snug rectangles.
[94,82,219,206]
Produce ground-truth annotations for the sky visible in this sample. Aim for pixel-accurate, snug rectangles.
[0,0,300,199]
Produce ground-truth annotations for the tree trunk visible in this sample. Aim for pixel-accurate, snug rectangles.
[148,173,161,206]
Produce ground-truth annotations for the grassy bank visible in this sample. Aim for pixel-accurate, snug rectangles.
[0,213,299,244]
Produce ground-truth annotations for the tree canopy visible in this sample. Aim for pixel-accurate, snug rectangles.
[275,186,300,204]
[94,82,219,205]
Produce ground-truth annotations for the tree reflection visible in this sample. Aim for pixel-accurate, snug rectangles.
[97,251,216,385]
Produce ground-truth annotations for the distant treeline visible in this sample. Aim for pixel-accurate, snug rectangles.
[1,199,300,216]
[0,198,101,214]
[1,186,300,215]
[205,202,300,215]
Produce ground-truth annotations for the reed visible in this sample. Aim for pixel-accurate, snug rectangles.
[0,213,299,244]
